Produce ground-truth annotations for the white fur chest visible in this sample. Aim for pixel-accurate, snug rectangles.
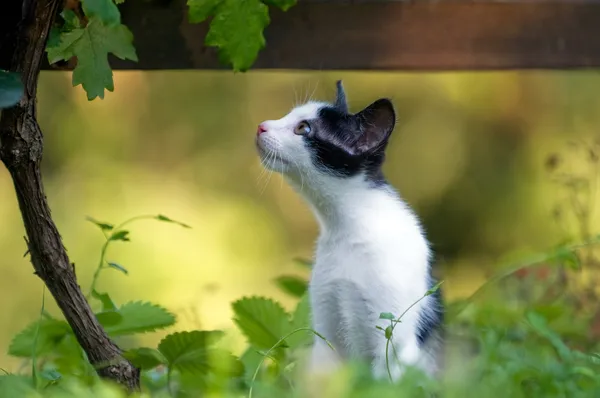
[256,87,442,380]
[306,185,432,370]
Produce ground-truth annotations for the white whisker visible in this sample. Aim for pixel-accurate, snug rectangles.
[259,148,278,196]
[293,85,299,108]
[256,147,275,196]
[308,80,320,103]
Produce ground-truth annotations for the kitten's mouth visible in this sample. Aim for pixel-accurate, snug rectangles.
[256,140,290,169]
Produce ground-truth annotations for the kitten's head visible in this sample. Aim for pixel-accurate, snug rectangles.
[255,81,396,186]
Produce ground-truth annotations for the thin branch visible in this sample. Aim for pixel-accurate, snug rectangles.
[0,0,140,391]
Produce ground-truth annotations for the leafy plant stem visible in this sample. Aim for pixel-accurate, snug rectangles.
[385,336,392,382]
[384,333,402,383]
[248,327,334,398]
[114,215,162,230]
[384,289,434,382]
[167,367,174,397]
[87,215,166,298]
[88,240,110,298]
[448,236,600,319]
[31,286,46,389]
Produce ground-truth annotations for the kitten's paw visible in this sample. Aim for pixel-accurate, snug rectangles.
[372,339,419,382]
[301,341,342,398]
[307,340,340,376]
[372,357,404,382]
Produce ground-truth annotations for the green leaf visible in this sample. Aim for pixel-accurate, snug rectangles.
[31,289,47,391]
[46,28,84,64]
[0,71,23,109]
[573,351,600,365]
[47,27,62,52]
[107,262,128,275]
[232,296,291,349]
[95,310,123,326]
[208,351,245,377]
[38,369,61,383]
[187,0,222,23]
[570,366,596,379]
[156,214,191,229]
[86,216,114,231]
[426,280,444,296]
[61,10,81,30]
[103,301,176,336]
[379,312,395,321]
[81,0,121,26]
[48,12,80,53]
[239,346,264,384]
[91,290,117,311]
[109,230,130,242]
[158,331,241,375]
[285,294,312,348]
[140,368,168,391]
[51,335,90,377]
[204,0,269,71]
[262,0,296,11]
[9,319,71,358]
[124,347,167,370]
[551,247,581,270]
[46,17,137,100]
[384,326,393,340]
[527,312,572,361]
[291,294,310,329]
[0,375,38,397]
[273,275,307,298]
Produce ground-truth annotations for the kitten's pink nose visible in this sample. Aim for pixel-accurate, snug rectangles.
[257,123,267,136]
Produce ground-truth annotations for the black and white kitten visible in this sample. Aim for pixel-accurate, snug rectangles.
[255,81,443,381]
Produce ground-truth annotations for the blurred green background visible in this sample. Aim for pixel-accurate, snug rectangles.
[1,71,599,370]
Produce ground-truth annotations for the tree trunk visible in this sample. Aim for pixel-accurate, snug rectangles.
[0,0,140,391]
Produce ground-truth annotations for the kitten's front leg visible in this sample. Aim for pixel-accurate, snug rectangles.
[372,335,420,382]
[307,281,343,376]
[308,337,340,375]
[303,337,342,398]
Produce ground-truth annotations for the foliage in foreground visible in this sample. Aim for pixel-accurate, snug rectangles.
[2,228,600,396]
[2,142,600,397]
[2,0,296,110]
[0,0,298,103]
[44,0,297,100]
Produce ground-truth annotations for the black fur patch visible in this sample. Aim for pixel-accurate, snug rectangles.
[415,279,444,346]
[302,105,389,185]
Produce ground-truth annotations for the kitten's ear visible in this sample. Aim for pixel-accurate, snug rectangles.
[334,80,349,113]
[354,98,396,154]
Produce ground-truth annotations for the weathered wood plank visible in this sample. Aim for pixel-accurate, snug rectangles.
[41,0,600,71]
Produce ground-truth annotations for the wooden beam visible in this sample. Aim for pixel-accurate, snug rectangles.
[42,0,600,71]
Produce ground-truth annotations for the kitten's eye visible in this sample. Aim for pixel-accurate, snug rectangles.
[294,121,311,136]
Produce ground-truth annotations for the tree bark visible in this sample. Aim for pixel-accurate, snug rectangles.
[0,0,140,391]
